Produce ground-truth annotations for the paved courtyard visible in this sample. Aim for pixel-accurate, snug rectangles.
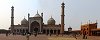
[0,34,100,40]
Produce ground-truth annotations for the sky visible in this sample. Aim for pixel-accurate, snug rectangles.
[0,0,100,31]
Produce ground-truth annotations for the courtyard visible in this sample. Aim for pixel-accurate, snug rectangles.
[0,34,99,40]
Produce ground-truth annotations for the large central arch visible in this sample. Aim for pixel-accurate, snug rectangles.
[30,21,40,33]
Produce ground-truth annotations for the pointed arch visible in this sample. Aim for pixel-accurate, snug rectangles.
[30,21,40,33]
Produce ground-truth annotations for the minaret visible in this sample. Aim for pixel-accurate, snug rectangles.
[28,13,30,33]
[41,13,43,18]
[28,13,30,21]
[11,6,14,26]
[11,6,14,33]
[41,13,43,33]
[61,2,65,34]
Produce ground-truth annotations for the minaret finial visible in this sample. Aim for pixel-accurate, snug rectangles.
[62,1,65,5]
[24,16,25,19]
[96,20,98,24]
[28,13,30,16]
[28,13,30,17]
[89,20,90,24]
[50,14,52,18]
[41,12,43,18]
[11,6,14,8]
[81,21,82,25]
[51,16,52,18]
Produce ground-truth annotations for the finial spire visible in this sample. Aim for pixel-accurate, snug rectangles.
[28,13,30,16]
[81,21,82,25]
[11,6,14,8]
[24,16,25,18]
[69,26,71,28]
[50,14,52,18]
[62,2,65,5]
[37,10,38,14]
[89,20,90,24]
[96,20,98,24]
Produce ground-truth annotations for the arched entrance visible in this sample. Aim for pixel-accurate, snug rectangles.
[50,30,53,34]
[47,30,49,35]
[30,21,40,33]
[54,30,56,34]
[58,30,60,35]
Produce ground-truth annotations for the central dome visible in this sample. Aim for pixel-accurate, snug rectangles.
[34,10,41,17]
[21,18,28,25]
[47,17,55,25]
[34,13,41,17]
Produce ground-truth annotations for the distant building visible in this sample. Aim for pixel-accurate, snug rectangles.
[68,27,72,32]
[72,30,81,35]
[64,27,81,35]
[66,21,100,36]
[81,22,99,36]
[91,28,100,36]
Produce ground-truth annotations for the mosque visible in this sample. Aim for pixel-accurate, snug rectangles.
[9,2,65,35]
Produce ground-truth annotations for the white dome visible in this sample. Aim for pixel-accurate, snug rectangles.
[47,17,55,25]
[21,18,28,25]
[34,13,41,17]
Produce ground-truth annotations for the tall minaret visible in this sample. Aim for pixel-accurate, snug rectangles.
[61,2,65,34]
[11,6,14,33]
[28,13,30,33]
[11,6,14,26]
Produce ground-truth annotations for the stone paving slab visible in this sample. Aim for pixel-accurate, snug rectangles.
[48,37,76,40]
[0,34,99,40]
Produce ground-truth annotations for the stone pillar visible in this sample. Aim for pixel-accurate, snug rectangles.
[56,30,58,35]
[53,30,54,34]
[29,20,31,33]
[25,29,26,33]
[49,30,50,34]
[40,23,42,33]
[45,30,46,34]
[46,29,48,35]
[18,29,20,33]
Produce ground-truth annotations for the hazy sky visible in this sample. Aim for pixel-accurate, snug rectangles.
[0,0,100,31]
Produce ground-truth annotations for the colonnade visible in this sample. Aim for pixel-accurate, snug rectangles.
[14,29,28,34]
[43,29,60,35]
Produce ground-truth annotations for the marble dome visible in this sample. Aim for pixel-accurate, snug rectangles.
[47,17,55,25]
